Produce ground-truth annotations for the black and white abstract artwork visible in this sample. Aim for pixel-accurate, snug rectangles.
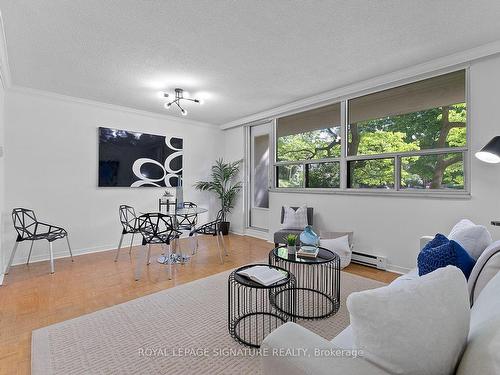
[98,127,183,187]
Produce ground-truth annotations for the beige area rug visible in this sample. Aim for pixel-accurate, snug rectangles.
[32,268,385,375]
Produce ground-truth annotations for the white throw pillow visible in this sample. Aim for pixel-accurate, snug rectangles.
[320,236,351,269]
[449,219,492,260]
[347,266,470,375]
[281,205,308,230]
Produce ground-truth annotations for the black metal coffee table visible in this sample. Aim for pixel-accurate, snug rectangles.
[228,263,295,348]
[269,246,340,320]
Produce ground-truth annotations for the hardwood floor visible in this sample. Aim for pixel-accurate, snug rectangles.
[0,234,398,374]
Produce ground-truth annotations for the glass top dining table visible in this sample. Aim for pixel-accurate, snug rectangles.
[135,206,208,272]
[141,207,208,216]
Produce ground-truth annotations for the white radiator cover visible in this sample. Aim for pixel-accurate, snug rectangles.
[351,251,388,270]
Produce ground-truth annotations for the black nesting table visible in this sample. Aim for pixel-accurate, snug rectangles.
[269,246,341,320]
[228,263,295,348]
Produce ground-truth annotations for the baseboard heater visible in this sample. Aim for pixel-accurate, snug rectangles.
[351,251,387,270]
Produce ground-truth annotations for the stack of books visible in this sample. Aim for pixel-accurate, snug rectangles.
[297,245,319,258]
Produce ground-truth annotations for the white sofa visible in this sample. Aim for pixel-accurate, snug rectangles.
[261,236,500,374]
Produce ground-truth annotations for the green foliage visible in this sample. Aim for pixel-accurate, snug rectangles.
[284,234,297,246]
[307,162,340,188]
[194,158,242,221]
[277,127,341,161]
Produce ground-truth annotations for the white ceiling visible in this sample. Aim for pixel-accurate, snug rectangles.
[1,1,500,126]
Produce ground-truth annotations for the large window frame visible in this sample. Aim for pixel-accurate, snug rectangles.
[272,68,470,197]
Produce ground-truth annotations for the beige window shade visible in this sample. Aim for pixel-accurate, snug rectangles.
[277,103,341,138]
[349,70,465,124]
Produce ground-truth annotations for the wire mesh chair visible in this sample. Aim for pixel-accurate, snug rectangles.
[114,205,141,261]
[190,210,227,264]
[6,208,73,275]
[176,202,198,230]
[135,213,182,280]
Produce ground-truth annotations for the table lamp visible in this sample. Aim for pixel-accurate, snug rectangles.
[476,136,500,226]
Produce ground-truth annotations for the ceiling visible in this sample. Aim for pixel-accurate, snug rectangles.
[1,1,500,126]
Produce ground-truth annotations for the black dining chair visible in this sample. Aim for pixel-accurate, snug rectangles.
[176,202,199,254]
[135,213,182,280]
[114,205,140,262]
[6,208,73,275]
[190,210,227,264]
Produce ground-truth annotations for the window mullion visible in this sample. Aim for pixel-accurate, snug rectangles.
[395,155,401,191]
[340,100,347,190]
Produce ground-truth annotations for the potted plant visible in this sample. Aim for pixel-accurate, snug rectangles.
[194,158,242,235]
[284,234,298,254]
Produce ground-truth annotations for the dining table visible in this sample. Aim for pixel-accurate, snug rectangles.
[134,206,208,280]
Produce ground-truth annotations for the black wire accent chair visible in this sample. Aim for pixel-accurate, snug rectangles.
[135,213,182,281]
[114,205,140,262]
[6,208,73,275]
[190,210,227,264]
[176,202,199,255]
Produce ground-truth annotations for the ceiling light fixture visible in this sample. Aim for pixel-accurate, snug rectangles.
[162,88,202,116]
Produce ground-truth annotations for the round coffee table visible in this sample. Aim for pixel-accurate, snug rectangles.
[269,246,340,320]
[228,263,295,348]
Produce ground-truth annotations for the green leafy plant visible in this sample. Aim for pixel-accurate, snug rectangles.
[194,158,242,222]
[284,234,297,247]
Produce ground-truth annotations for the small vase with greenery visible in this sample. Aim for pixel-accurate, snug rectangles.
[284,234,298,254]
[194,158,242,235]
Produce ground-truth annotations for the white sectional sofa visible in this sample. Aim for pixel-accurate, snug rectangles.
[261,235,500,375]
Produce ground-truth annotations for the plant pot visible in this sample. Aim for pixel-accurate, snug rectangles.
[220,221,230,236]
[287,245,297,255]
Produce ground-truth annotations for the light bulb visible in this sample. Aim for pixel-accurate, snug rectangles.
[164,102,171,109]
[181,109,187,116]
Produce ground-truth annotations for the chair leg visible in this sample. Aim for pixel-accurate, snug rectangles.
[49,242,55,274]
[26,241,35,265]
[128,233,135,254]
[190,235,196,255]
[66,236,74,262]
[219,231,228,256]
[114,233,125,262]
[146,244,152,265]
[134,245,147,281]
[168,244,173,280]
[215,234,223,265]
[5,242,20,275]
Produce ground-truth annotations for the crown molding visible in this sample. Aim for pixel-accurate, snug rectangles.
[220,39,500,130]
[8,85,220,129]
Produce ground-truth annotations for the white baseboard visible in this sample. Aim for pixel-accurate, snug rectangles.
[0,273,4,286]
[244,228,270,241]
[386,264,411,275]
[9,243,118,267]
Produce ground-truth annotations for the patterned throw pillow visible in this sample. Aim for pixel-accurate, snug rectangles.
[417,233,476,279]
[281,205,308,230]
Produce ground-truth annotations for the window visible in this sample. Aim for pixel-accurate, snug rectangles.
[347,70,466,190]
[276,103,341,188]
[274,70,468,194]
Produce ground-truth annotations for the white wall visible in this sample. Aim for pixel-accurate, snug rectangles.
[3,90,223,266]
[224,125,246,234]
[224,54,500,272]
[0,80,4,275]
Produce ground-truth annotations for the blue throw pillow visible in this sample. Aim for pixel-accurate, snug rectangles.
[417,234,475,279]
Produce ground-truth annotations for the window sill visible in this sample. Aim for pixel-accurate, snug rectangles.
[269,188,471,200]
